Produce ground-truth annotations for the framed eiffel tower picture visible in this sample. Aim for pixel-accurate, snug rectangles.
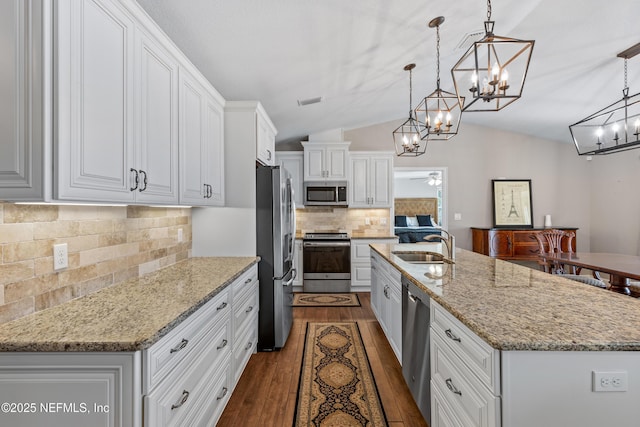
[491,179,533,228]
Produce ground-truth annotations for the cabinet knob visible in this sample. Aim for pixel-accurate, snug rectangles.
[170,390,190,410]
[217,339,228,350]
[245,305,254,313]
[244,341,253,351]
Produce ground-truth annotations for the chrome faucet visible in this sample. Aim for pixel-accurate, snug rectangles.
[424,230,456,260]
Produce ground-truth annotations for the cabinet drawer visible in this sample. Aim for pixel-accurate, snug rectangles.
[512,231,537,244]
[233,281,259,338]
[232,266,258,304]
[143,289,231,393]
[352,241,373,263]
[513,244,541,257]
[432,378,465,427]
[145,318,232,427]
[431,332,501,427]
[233,315,258,385]
[431,302,500,393]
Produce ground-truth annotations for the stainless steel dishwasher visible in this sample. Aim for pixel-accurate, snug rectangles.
[402,276,431,424]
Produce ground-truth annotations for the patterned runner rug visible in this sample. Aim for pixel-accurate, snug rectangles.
[293,293,361,307]
[294,322,387,426]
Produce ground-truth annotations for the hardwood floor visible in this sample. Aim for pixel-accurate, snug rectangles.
[218,293,429,427]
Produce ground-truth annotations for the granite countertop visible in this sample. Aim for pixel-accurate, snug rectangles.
[0,257,259,352]
[371,243,640,351]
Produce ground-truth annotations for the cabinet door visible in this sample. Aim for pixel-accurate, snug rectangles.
[349,156,370,206]
[202,94,224,205]
[370,155,392,207]
[56,0,136,202]
[179,70,207,205]
[0,0,46,201]
[256,114,275,166]
[304,146,325,180]
[135,29,179,204]
[489,230,513,258]
[370,254,381,320]
[277,153,304,207]
[325,146,348,179]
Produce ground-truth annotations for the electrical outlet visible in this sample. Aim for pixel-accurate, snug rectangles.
[454,213,462,221]
[178,228,183,242]
[365,217,371,225]
[380,217,387,225]
[592,371,628,392]
[53,243,68,271]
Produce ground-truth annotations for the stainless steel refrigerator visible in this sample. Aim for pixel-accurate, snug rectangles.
[256,164,296,351]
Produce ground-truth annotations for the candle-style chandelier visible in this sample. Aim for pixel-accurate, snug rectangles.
[414,16,463,141]
[392,63,427,156]
[569,43,640,156]
[451,0,534,112]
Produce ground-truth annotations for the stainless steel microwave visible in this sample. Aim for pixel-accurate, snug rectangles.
[303,181,348,206]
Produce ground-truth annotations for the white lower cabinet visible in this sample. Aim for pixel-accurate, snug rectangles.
[370,250,402,363]
[431,301,501,427]
[0,352,140,427]
[351,239,397,291]
[0,265,258,427]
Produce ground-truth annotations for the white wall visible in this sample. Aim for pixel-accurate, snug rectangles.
[345,120,595,252]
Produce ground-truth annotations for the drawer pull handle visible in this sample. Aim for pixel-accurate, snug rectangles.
[444,329,461,342]
[245,341,253,351]
[171,390,190,410]
[445,378,462,396]
[245,305,254,313]
[216,387,228,401]
[217,339,228,350]
[244,277,253,284]
[169,339,189,354]
[217,301,228,311]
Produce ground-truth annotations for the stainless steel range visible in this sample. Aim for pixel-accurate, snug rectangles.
[302,232,351,293]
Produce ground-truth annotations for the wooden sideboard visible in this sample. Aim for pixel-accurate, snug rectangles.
[471,227,578,261]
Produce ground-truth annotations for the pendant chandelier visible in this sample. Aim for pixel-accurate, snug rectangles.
[414,16,463,141]
[451,0,534,112]
[392,63,426,156]
[569,44,640,156]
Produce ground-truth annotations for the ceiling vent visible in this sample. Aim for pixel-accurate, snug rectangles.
[297,96,323,107]
[455,30,485,51]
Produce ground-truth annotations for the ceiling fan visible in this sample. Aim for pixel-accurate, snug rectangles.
[410,172,442,186]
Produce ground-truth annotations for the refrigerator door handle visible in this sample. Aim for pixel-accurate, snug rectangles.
[283,271,296,287]
[274,267,295,282]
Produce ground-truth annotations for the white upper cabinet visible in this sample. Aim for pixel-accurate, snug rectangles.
[301,142,350,181]
[0,0,47,201]
[56,0,137,202]
[179,70,224,206]
[349,152,393,208]
[134,27,180,204]
[256,108,277,166]
[275,152,304,208]
[0,0,223,206]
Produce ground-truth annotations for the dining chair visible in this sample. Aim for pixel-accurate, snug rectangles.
[535,229,577,274]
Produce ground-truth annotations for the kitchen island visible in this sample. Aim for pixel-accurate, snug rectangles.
[370,243,640,427]
[0,257,259,427]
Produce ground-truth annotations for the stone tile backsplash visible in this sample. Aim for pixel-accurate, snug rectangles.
[0,203,192,324]
[295,207,391,236]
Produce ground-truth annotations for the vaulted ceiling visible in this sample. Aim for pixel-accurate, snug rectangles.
[137,0,640,146]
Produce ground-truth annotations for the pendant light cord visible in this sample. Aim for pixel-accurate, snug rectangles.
[487,0,492,21]
[409,67,413,116]
[624,58,628,90]
[436,24,441,90]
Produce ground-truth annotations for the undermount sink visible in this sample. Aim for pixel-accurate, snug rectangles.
[392,251,447,264]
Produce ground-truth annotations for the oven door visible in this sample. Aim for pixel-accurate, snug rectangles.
[302,241,351,280]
